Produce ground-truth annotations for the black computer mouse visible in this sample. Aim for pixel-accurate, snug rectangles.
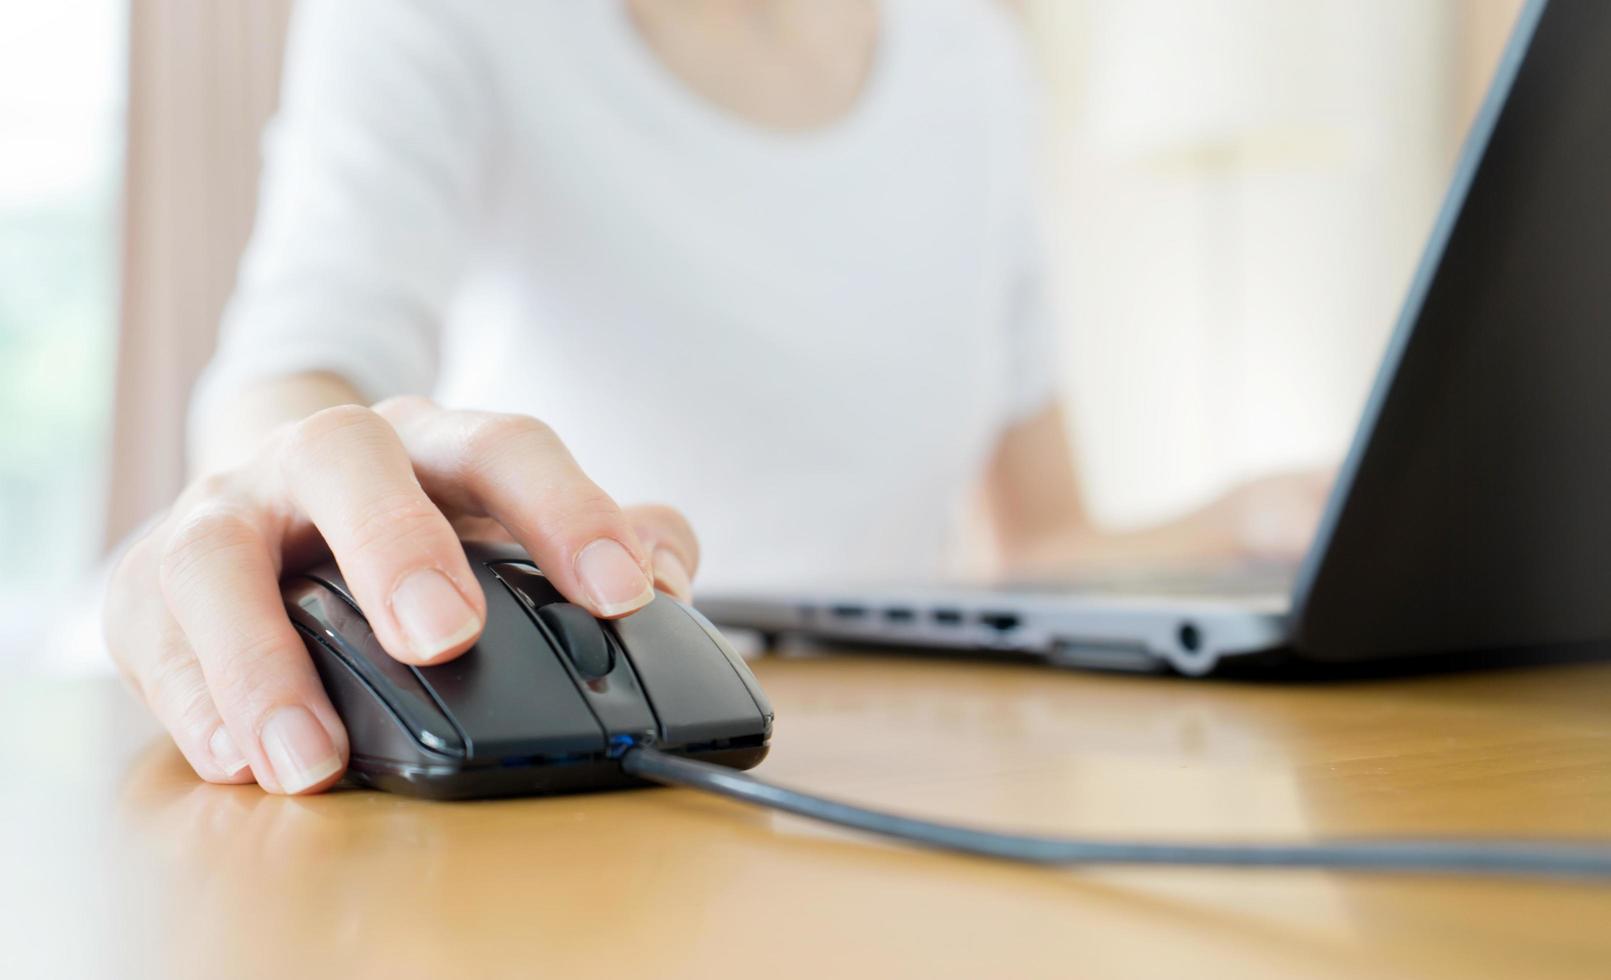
[281,541,772,799]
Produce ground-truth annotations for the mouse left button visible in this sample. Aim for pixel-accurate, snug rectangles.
[283,577,466,758]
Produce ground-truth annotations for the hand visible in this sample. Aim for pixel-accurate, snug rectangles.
[1002,465,1335,578]
[103,397,699,795]
[1184,467,1335,564]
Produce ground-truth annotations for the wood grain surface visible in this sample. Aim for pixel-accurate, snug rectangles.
[5,652,1611,979]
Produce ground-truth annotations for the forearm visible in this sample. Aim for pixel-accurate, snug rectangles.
[188,371,365,478]
[981,403,1323,575]
[981,402,1097,569]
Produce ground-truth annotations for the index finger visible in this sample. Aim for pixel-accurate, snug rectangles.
[375,400,655,619]
[269,405,487,664]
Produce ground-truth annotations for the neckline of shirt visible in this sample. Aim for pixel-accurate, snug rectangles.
[590,0,907,161]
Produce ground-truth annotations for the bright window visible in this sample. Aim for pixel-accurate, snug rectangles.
[0,1,126,649]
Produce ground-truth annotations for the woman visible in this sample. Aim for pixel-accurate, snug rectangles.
[104,0,1325,795]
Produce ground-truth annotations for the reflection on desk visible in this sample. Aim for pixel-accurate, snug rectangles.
[4,653,1611,979]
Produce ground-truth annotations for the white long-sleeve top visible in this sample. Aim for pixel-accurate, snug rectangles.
[194,0,1060,590]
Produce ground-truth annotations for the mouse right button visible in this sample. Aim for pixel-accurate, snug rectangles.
[679,603,774,721]
[610,597,769,748]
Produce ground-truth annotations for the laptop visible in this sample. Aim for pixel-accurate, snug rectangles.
[696,0,1611,676]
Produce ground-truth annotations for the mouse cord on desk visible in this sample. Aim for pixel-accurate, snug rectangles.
[619,747,1611,879]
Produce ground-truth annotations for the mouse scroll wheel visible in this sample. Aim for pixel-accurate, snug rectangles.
[536,603,615,679]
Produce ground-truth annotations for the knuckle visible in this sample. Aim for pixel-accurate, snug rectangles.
[372,394,437,420]
[460,412,558,465]
[159,506,260,593]
[281,404,386,469]
[169,470,236,515]
[191,470,236,501]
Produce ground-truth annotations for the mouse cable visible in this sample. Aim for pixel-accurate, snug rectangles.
[619,747,1611,879]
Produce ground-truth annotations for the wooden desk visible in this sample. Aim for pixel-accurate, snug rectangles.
[5,654,1611,979]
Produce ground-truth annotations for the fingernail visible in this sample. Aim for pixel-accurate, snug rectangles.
[209,725,249,777]
[652,549,693,600]
[575,538,654,616]
[392,568,481,661]
[261,706,342,794]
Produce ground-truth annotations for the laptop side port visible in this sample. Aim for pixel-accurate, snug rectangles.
[1048,639,1163,673]
[1169,620,1218,676]
[828,604,867,619]
[932,608,964,626]
[883,607,915,624]
[978,611,1021,632]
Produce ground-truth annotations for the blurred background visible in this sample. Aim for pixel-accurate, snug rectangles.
[0,0,1523,671]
